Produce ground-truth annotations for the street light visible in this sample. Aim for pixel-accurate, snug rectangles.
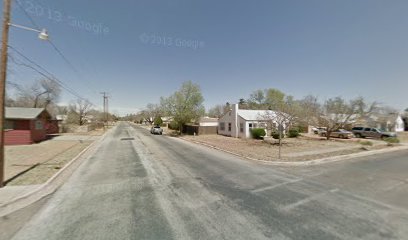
[8,23,49,40]
[0,0,49,187]
[38,29,49,40]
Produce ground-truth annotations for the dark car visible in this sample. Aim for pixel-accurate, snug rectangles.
[351,127,396,139]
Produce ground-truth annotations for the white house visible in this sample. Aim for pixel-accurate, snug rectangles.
[218,104,280,138]
[395,115,405,132]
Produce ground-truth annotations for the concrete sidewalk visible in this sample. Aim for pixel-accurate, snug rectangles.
[0,185,41,206]
[0,128,110,219]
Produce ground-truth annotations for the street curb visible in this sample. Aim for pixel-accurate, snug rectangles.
[0,129,111,217]
[179,137,408,166]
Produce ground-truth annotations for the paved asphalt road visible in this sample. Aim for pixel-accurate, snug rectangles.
[8,122,408,240]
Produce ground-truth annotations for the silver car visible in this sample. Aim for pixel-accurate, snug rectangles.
[351,127,396,139]
[150,126,163,135]
[319,129,354,139]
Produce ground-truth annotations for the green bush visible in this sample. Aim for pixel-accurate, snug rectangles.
[251,128,266,139]
[168,121,179,130]
[154,116,163,126]
[384,137,400,144]
[288,128,299,138]
[294,125,307,133]
[271,131,283,139]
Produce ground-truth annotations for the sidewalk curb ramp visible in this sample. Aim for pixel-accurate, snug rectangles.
[0,129,111,218]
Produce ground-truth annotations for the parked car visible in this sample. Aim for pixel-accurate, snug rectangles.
[150,125,163,135]
[351,127,396,139]
[312,127,327,134]
[319,129,354,139]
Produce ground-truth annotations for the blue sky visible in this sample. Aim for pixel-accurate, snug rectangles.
[5,0,408,115]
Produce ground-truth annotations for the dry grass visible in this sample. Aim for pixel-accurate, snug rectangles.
[182,134,387,162]
[397,132,408,143]
[6,141,92,185]
[5,136,95,185]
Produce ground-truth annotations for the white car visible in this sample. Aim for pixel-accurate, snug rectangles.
[150,126,163,135]
[312,127,326,134]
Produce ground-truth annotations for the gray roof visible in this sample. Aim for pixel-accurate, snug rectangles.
[199,117,219,122]
[5,107,46,120]
[238,109,277,121]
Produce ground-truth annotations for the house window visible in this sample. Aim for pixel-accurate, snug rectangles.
[228,123,231,131]
[35,120,43,130]
[4,120,14,130]
[220,122,225,131]
[240,123,244,133]
[249,123,257,129]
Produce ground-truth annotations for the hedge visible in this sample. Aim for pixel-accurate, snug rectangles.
[251,128,266,139]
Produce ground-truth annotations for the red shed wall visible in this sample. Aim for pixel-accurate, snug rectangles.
[5,130,32,145]
[46,120,59,134]
[30,119,47,142]
[5,111,51,145]
[13,120,30,130]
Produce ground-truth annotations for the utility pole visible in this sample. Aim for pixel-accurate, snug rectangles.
[0,0,12,188]
[100,92,109,128]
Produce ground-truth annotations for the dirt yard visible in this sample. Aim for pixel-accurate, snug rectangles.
[397,132,408,143]
[4,132,101,186]
[181,134,388,162]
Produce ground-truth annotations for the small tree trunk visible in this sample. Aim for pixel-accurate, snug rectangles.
[278,130,282,159]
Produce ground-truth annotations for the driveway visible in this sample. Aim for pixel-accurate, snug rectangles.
[6,122,408,240]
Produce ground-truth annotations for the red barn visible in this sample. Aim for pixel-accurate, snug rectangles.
[4,107,54,145]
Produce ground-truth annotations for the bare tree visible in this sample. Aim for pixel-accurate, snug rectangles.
[11,78,61,108]
[315,97,376,139]
[68,99,93,126]
[138,103,163,124]
[262,96,302,159]
[207,104,228,118]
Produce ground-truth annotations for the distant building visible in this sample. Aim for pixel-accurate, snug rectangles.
[4,107,55,145]
[182,117,219,135]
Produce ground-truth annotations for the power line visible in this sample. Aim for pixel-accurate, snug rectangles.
[9,54,87,102]
[8,46,83,97]
[15,0,40,29]
[13,1,99,96]
[47,40,82,76]
[46,38,100,97]
[8,45,95,105]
